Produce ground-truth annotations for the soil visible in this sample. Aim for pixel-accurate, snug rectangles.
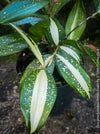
[0,0,100,134]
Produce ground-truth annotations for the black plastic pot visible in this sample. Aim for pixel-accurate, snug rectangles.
[16,49,35,74]
[50,84,74,116]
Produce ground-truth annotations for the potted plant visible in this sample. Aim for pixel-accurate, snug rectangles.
[0,0,100,133]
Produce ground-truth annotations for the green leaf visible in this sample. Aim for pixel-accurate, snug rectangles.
[65,0,86,40]
[13,17,43,25]
[50,0,71,16]
[70,41,100,67]
[82,45,100,67]
[0,42,27,56]
[13,13,47,25]
[55,52,92,98]
[59,45,81,64]
[10,23,44,65]
[20,69,57,133]
[46,17,64,46]
[0,33,21,48]
[29,19,48,42]
[63,41,100,67]
[93,0,100,11]
[0,0,48,24]
[63,39,85,53]
[0,33,28,56]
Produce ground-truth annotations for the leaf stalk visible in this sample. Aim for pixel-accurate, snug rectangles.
[43,45,59,68]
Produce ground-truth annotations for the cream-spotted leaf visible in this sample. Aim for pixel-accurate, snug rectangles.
[0,42,27,56]
[55,53,92,98]
[59,45,81,64]
[20,69,57,133]
[0,33,22,48]
[0,33,28,56]
[19,54,55,90]
[0,0,48,24]
[82,45,100,67]
[63,40,84,53]
[19,59,41,91]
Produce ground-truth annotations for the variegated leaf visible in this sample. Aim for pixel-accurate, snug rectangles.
[46,18,64,46]
[20,69,57,133]
[63,40,84,53]
[10,23,44,65]
[19,59,41,91]
[65,0,86,40]
[55,53,92,98]
[0,33,28,56]
[83,45,100,67]
[50,18,59,45]
[59,45,81,63]
[0,0,48,24]
[0,42,27,56]
[0,33,21,48]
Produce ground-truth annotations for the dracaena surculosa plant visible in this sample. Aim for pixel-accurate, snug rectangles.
[0,0,100,133]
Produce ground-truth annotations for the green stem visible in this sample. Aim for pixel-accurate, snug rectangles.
[43,45,59,68]
[42,36,53,53]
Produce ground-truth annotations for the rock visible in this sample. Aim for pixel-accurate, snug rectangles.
[13,85,18,91]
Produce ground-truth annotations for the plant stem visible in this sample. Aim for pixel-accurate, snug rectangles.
[48,0,56,16]
[65,10,100,39]
[43,45,59,68]
[42,36,53,53]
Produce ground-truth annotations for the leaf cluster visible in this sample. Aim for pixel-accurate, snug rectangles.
[0,0,100,133]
